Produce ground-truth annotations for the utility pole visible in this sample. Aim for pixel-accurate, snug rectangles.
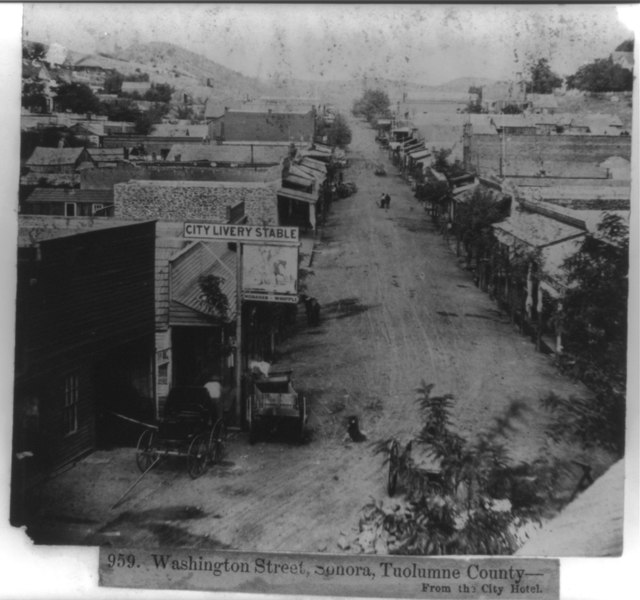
[235,243,243,426]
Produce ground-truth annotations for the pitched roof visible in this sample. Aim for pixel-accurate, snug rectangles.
[491,114,537,129]
[493,207,585,248]
[70,121,105,136]
[86,148,126,161]
[204,97,230,120]
[170,241,237,321]
[26,146,88,167]
[17,216,148,247]
[24,188,113,205]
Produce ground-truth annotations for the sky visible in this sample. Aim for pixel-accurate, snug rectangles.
[22,3,637,87]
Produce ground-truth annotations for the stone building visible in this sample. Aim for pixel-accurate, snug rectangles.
[113,179,279,225]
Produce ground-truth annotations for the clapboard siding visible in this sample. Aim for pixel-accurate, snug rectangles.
[24,223,156,367]
[15,221,156,470]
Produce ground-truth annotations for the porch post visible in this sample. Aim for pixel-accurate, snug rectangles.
[235,243,243,426]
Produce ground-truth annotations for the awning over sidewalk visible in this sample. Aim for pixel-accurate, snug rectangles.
[407,149,431,160]
[276,186,318,205]
[284,174,314,190]
[291,164,325,183]
[277,186,319,230]
[299,157,327,173]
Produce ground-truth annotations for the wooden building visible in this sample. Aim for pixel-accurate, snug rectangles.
[13,219,156,494]
[25,146,94,174]
[22,188,114,217]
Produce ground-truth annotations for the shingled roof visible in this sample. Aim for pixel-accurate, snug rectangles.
[26,147,88,168]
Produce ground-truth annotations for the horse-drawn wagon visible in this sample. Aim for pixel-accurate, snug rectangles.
[135,386,227,479]
[247,370,306,444]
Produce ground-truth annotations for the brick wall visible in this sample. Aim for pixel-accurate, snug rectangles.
[470,134,632,178]
[114,180,278,225]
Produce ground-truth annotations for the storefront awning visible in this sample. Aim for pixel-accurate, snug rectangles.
[291,164,325,183]
[408,149,431,160]
[276,186,318,205]
[284,174,314,189]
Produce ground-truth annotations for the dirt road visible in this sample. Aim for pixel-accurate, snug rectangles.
[34,118,600,554]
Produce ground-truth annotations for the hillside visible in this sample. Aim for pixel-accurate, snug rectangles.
[113,42,267,95]
[65,41,272,105]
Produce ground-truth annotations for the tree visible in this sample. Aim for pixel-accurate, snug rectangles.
[560,214,628,386]
[54,82,102,114]
[102,70,124,94]
[143,83,175,103]
[432,148,466,179]
[465,86,484,113]
[566,56,633,92]
[454,187,510,266]
[101,98,141,123]
[198,275,229,322]
[501,103,523,115]
[360,384,556,555]
[526,58,563,94]
[23,41,46,61]
[540,214,629,457]
[133,102,171,135]
[352,88,391,122]
[22,81,48,113]
[318,113,352,148]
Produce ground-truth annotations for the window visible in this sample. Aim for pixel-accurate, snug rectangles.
[158,363,169,386]
[92,203,104,215]
[63,373,79,435]
[65,202,77,217]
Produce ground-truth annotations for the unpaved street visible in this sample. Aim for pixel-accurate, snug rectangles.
[35,118,602,554]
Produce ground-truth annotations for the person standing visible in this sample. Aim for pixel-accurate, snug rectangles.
[384,193,391,211]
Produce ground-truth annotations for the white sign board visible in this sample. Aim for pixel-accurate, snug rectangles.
[184,223,299,244]
[242,292,299,304]
[242,244,298,297]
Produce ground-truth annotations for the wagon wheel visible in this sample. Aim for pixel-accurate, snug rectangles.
[297,393,306,443]
[387,439,400,496]
[208,419,227,465]
[187,434,209,479]
[136,429,158,473]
